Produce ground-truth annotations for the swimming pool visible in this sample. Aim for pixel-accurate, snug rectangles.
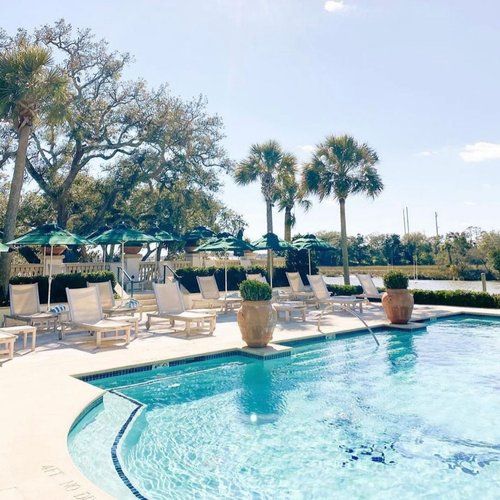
[69,315,500,499]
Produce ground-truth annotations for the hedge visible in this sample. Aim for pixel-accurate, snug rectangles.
[175,266,290,293]
[412,289,500,309]
[9,271,116,305]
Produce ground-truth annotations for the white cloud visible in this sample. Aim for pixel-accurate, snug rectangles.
[464,201,476,206]
[459,141,500,162]
[324,1,346,13]
[417,151,433,157]
[299,145,315,153]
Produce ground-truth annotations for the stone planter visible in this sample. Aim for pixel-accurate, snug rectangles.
[237,300,277,348]
[43,245,67,256]
[124,245,142,255]
[382,289,414,324]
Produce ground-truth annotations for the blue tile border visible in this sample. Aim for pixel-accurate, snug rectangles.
[68,394,104,433]
[80,364,153,382]
[109,390,147,499]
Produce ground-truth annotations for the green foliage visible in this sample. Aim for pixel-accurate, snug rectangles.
[383,271,409,289]
[413,289,500,309]
[239,279,272,301]
[491,249,500,274]
[285,248,317,285]
[175,266,288,293]
[8,271,115,304]
[327,284,363,296]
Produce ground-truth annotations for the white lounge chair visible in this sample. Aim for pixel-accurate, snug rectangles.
[3,283,58,332]
[87,281,138,316]
[64,287,131,347]
[146,281,216,336]
[246,273,268,284]
[355,274,382,300]
[285,272,315,300]
[195,275,242,312]
[307,275,365,313]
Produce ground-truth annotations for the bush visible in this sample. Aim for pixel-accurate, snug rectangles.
[176,266,289,293]
[383,271,409,289]
[327,284,363,296]
[285,249,318,285]
[239,280,272,301]
[413,289,500,309]
[9,271,116,304]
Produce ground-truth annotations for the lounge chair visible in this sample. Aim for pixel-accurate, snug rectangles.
[285,272,315,300]
[64,287,131,347]
[307,275,365,313]
[195,275,242,312]
[3,283,58,332]
[146,281,216,336]
[246,273,268,284]
[355,274,383,301]
[87,280,139,316]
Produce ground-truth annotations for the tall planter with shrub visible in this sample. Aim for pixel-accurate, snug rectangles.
[237,280,277,348]
[381,271,414,324]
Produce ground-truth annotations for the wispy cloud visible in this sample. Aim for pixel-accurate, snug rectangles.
[417,151,434,157]
[324,1,347,13]
[459,141,500,162]
[464,201,477,206]
[299,145,315,153]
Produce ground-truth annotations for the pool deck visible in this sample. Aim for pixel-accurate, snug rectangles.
[0,303,499,499]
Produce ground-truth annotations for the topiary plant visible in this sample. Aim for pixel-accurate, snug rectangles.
[383,271,409,290]
[239,279,272,301]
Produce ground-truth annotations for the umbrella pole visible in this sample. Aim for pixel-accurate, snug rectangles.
[47,245,53,310]
[308,249,312,276]
[270,251,273,289]
[225,253,228,298]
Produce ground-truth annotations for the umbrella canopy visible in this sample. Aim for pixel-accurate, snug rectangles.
[8,223,92,247]
[252,232,293,251]
[292,233,333,251]
[85,225,112,241]
[91,222,157,245]
[0,242,10,252]
[152,230,183,243]
[184,226,215,242]
[195,233,254,253]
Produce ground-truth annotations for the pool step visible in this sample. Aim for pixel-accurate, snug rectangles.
[134,293,157,312]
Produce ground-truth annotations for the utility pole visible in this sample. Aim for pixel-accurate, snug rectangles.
[403,208,407,236]
[405,206,410,235]
[434,211,439,238]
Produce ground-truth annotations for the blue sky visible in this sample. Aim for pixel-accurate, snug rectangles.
[4,0,500,239]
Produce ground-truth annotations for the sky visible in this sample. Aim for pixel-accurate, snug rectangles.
[3,0,500,239]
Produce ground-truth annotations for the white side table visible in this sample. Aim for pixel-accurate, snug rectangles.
[0,325,37,351]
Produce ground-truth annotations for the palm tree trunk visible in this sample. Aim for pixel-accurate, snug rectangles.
[284,206,292,242]
[0,123,32,297]
[339,198,350,285]
[266,200,273,274]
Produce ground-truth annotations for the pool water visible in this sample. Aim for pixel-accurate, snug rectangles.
[69,315,500,499]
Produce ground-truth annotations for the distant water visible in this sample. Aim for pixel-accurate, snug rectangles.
[324,276,500,294]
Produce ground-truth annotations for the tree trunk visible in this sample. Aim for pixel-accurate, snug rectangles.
[0,124,32,297]
[284,206,292,242]
[266,200,273,274]
[56,196,70,228]
[339,198,350,285]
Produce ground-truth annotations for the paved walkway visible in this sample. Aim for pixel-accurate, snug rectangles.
[0,303,498,499]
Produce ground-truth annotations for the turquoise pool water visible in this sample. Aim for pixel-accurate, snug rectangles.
[69,315,500,499]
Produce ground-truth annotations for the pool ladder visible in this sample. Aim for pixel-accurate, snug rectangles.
[316,304,380,347]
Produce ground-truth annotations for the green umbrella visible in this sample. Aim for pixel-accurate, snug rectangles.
[195,233,255,296]
[251,232,292,288]
[184,226,215,243]
[292,234,334,275]
[8,223,93,308]
[91,223,157,299]
[0,242,10,253]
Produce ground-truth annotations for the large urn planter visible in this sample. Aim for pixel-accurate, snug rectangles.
[124,245,142,255]
[237,280,276,348]
[43,245,67,256]
[382,271,414,324]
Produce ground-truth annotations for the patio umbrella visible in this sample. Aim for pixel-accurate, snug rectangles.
[91,223,157,299]
[184,226,215,243]
[292,234,334,275]
[251,233,293,288]
[150,225,183,280]
[85,225,112,263]
[0,242,10,252]
[7,223,93,308]
[195,233,255,296]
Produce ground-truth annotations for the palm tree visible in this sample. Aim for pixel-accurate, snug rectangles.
[275,156,311,241]
[0,42,67,295]
[302,135,383,284]
[234,140,292,267]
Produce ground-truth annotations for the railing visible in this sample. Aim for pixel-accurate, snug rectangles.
[64,262,109,274]
[138,262,157,283]
[10,264,44,277]
[167,260,191,270]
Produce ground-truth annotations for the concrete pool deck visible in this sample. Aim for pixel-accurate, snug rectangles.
[0,303,499,499]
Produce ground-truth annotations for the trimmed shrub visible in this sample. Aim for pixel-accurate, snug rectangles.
[383,271,409,289]
[413,289,500,309]
[327,284,363,296]
[239,280,272,301]
[9,271,116,304]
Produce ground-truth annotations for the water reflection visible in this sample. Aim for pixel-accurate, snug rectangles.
[386,331,419,373]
